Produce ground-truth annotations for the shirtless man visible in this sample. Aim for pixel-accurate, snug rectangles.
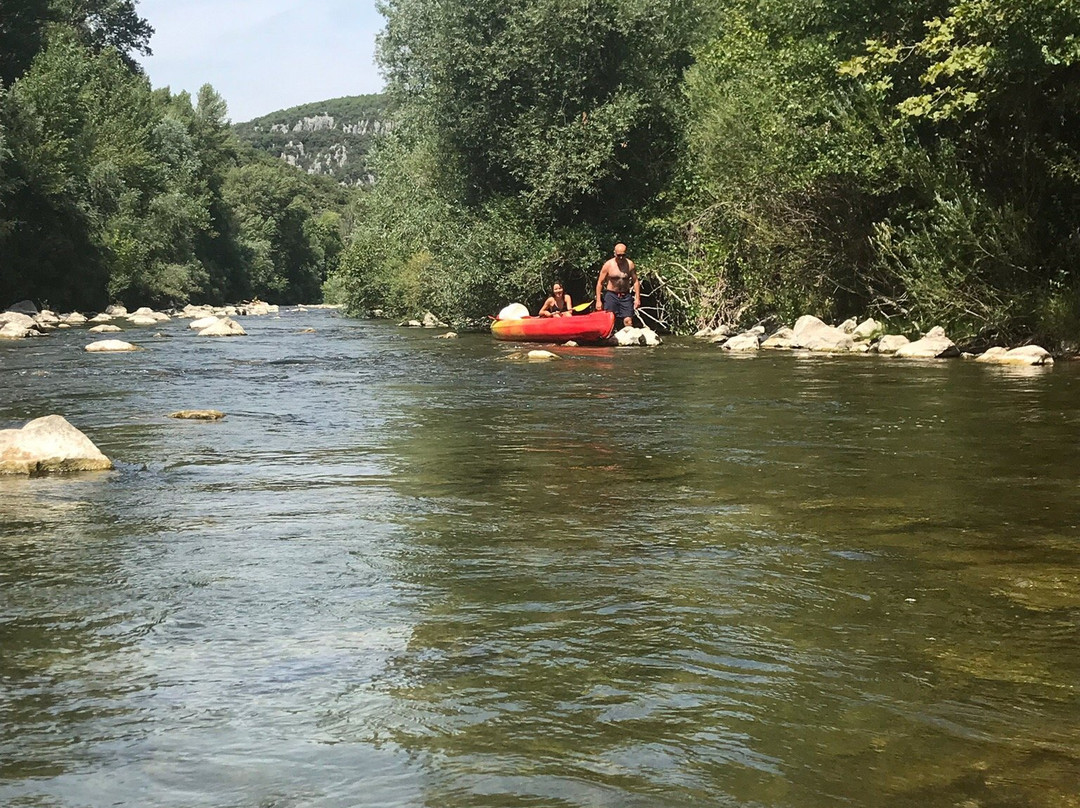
[538,282,573,317]
[595,243,639,328]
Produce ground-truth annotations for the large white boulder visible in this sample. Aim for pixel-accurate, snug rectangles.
[198,317,246,337]
[85,339,139,352]
[89,324,123,333]
[498,303,530,320]
[105,304,128,316]
[852,318,885,341]
[61,312,88,324]
[976,345,1054,366]
[0,415,112,475]
[614,326,662,346]
[189,316,220,330]
[791,315,856,352]
[894,326,959,359]
[874,334,910,354]
[127,314,159,326]
[0,312,37,329]
[722,332,761,351]
[0,322,32,339]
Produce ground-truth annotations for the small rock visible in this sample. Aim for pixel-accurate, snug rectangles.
[168,410,225,420]
[105,304,128,316]
[88,313,114,323]
[298,328,317,334]
[131,307,154,316]
[127,314,159,326]
[89,324,123,333]
[838,317,858,334]
[434,331,457,339]
[422,311,446,328]
[564,340,579,347]
[527,349,561,361]
[85,339,139,352]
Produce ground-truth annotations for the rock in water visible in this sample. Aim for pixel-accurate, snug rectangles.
[198,318,246,337]
[85,339,139,352]
[526,350,561,361]
[0,415,112,475]
[169,410,226,420]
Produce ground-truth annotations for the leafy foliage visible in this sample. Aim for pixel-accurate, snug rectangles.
[0,11,354,310]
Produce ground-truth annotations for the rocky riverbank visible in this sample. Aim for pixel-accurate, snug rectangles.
[697,315,1055,366]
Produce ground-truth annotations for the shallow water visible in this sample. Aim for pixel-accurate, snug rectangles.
[1,310,1078,807]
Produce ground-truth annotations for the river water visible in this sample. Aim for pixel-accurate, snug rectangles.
[1,309,1078,807]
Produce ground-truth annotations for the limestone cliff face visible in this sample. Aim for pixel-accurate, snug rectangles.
[233,94,392,186]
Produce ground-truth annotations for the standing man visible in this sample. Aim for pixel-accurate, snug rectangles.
[595,243,639,328]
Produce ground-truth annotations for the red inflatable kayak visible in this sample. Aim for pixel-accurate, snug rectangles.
[491,310,615,344]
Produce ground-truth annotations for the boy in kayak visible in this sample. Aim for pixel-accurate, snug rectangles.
[595,243,639,328]
[538,282,573,317]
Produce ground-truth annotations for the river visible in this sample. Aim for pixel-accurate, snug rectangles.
[1,308,1078,807]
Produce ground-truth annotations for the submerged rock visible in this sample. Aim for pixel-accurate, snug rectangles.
[169,410,225,420]
[89,324,123,333]
[0,415,112,475]
[434,331,458,339]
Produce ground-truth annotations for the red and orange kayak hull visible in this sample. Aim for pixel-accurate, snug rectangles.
[491,311,615,344]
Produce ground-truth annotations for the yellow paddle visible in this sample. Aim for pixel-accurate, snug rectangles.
[572,300,594,312]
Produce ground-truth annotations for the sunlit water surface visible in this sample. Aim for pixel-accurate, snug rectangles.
[1,309,1078,807]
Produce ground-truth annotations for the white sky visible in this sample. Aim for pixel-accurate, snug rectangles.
[137,0,385,122]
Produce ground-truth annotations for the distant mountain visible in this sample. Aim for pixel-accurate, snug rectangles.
[233,94,392,186]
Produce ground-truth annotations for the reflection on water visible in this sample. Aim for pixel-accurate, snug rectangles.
[1,311,1078,807]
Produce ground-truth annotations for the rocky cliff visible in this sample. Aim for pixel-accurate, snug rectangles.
[233,94,392,186]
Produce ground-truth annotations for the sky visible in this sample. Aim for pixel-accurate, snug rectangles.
[137,0,386,123]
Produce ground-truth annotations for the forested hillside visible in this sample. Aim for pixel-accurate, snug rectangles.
[233,94,391,186]
[0,0,354,310]
[331,0,1080,346]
